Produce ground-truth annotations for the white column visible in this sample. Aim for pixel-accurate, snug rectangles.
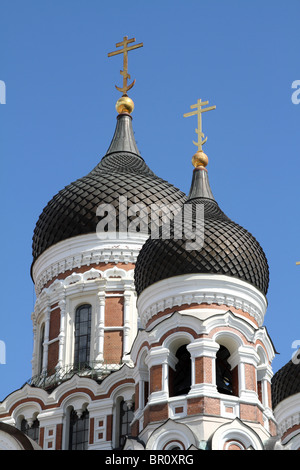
[132,368,147,433]
[95,281,106,364]
[257,365,273,409]
[57,295,66,372]
[187,338,219,397]
[31,311,38,376]
[145,347,177,404]
[229,346,260,403]
[42,304,51,374]
[122,290,131,363]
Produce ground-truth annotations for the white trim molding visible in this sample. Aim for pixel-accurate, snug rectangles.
[144,419,197,450]
[32,232,148,294]
[137,273,267,328]
[210,418,264,450]
[273,392,300,444]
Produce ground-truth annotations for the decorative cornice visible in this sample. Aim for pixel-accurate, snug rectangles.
[33,266,135,318]
[273,392,300,438]
[32,233,148,294]
[137,274,267,328]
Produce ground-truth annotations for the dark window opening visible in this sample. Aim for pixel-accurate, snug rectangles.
[172,344,191,397]
[74,304,91,368]
[68,409,89,450]
[119,400,134,448]
[216,345,233,395]
[21,418,40,443]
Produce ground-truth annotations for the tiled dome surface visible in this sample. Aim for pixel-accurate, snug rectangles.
[134,170,269,296]
[272,359,300,409]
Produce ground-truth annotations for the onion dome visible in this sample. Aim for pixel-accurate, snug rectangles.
[32,105,186,264]
[271,359,300,409]
[134,147,269,297]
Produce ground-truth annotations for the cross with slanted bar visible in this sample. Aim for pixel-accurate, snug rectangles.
[184,98,216,151]
[108,36,143,95]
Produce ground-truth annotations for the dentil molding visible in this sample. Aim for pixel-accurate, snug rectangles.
[32,232,148,294]
[137,273,268,328]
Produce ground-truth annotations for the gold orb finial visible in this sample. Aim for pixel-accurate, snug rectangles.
[116,95,134,114]
[192,150,209,168]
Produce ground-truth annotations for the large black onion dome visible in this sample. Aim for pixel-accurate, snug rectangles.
[134,166,269,296]
[32,113,186,263]
[272,359,300,409]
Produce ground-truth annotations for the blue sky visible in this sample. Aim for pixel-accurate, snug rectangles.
[0,0,299,401]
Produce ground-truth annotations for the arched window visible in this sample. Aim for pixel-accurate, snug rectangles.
[216,345,233,395]
[171,344,191,397]
[74,304,91,368]
[68,409,89,450]
[119,400,134,448]
[21,418,40,443]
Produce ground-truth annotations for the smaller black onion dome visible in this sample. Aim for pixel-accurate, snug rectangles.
[134,165,269,297]
[272,358,300,409]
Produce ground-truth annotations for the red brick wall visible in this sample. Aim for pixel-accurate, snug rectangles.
[106,414,113,441]
[195,356,213,384]
[144,403,168,426]
[89,418,94,444]
[150,365,162,393]
[49,307,60,341]
[187,396,220,416]
[104,331,123,363]
[244,363,257,392]
[240,403,263,424]
[56,423,63,450]
[105,296,124,327]
[39,427,44,448]
[47,342,59,374]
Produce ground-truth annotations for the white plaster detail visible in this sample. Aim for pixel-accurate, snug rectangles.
[137,274,267,328]
[145,419,197,450]
[168,397,187,419]
[273,392,300,442]
[32,233,148,294]
[220,399,240,419]
[210,418,264,450]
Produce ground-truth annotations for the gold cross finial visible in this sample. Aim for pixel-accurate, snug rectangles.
[108,36,143,95]
[184,98,216,151]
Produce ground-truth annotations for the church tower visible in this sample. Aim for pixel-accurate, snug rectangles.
[0,38,282,451]
[0,37,185,450]
[129,98,277,450]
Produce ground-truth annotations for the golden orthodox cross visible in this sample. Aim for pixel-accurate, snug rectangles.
[184,98,216,151]
[108,36,143,94]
